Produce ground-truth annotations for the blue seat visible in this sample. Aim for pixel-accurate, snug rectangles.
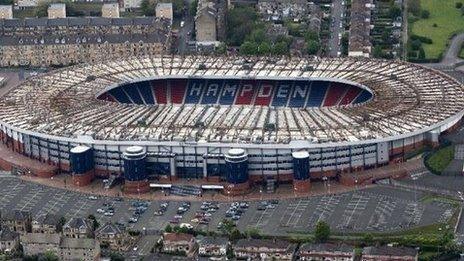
[122,85,144,104]
[306,81,329,107]
[353,90,372,104]
[136,82,155,105]
[108,88,131,103]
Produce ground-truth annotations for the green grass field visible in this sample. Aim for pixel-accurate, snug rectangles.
[410,0,464,59]
[425,146,454,174]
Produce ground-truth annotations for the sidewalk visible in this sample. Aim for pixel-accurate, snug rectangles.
[18,173,371,202]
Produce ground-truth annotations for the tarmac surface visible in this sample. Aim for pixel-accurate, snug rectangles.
[0,173,454,238]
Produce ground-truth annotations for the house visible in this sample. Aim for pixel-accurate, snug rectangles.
[195,0,218,43]
[102,3,120,18]
[48,3,66,19]
[0,17,171,67]
[162,233,196,256]
[156,3,173,24]
[0,5,13,19]
[95,222,130,251]
[32,213,61,234]
[21,233,61,256]
[362,246,418,261]
[348,0,373,57]
[197,236,228,257]
[298,243,355,261]
[0,226,19,253]
[59,237,100,261]
[233,238,296,260]
[1,210,31,234]
[62,217,93,239]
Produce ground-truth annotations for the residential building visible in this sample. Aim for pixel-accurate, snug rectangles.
[21,233,61,256]
[233,238,296,260]
[1,210,31,234]
[197,236,228,257]
[362,246,418,261]
[162,233,196,256]
[21,232,100,260]
[102,3,120,18]
[0,226,19,253]
[0,17,171,67]
[31,213,60,234]
[95,222,130,251]
[348,0,373,57]
[195,0,217,43]
[48,3,66,19]
[17,0,42,8]
[62,217,93,239]
[0,5,13,19]
[156,3,173,24]
[298,243,355,261]
[59,237,100,261]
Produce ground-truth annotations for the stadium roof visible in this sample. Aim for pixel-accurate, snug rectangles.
[0,56,463,146]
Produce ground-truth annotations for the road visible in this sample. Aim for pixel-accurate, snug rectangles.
[423,33,464,70]
[176,0,196,55]
[328,0,346,57]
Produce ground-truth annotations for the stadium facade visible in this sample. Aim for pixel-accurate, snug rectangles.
[0,56,463,194]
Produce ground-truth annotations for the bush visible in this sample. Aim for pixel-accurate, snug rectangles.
[421,10,430,18]
[314,221,330,243]
[456,2,463,8]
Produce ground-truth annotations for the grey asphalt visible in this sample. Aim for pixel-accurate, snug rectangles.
[0,175,453,238]
[328,0,345,57]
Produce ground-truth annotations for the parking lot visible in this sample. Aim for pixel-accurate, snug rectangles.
[0,176,455,236]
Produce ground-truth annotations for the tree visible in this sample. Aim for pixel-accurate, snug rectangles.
[140,0,156,16]
[0,0,13,4]
[229,228,242,241]
[109,252,125,261]
[361,233,374,246]
[35,2,49,17]
[226,6,258,46]
[240,41,258,55]
[409,0,421,16]
[456,2,463,8]
[306,40,320,55]
[389,5,402,19]
[273,41,289,55]
[87,214,99,230]
[421,9,430,18]
[165,224,173,233]
[314,221,330,242]
[215,43,227,54]
[41,251,59,261]
[57,216,66,233]
[257,42,272,55]
[304,30,319,42]
[418,47,426,59]
[245,228,261,239]
[373,45,384,58]
[190,0,198,16]
[411,39,422,50]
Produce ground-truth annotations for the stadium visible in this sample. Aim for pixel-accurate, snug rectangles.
[0,56,463,195]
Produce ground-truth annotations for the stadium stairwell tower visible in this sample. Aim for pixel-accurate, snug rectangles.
[292,151,311,193]
[123,146,150,194]
[224,148,250,196]
[70,146,95,186]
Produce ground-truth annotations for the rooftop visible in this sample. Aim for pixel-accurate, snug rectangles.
[0,56,463,146]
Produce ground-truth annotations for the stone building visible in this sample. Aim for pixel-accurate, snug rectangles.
[1,210,31,235]
[102,3,120,18]
[62,217,93,239]
[95,222,130,251]
[0,226,19,253]
[156,3,173,24]
[0,17,171,67]
[0,5,13,19]
[48,3,66,19]
[31,213,61,234]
